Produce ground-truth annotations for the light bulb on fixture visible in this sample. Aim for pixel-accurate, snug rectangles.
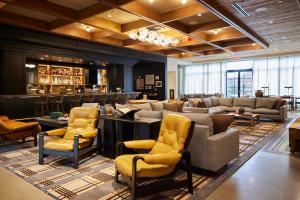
[197,13,202,17]
[149,0,154,3]
[213,29,219,35]
[181,0,187,4]
[252,43,256,46]
[107,14,112,18]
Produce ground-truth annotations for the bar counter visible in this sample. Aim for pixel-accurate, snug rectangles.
[0,92,141,119]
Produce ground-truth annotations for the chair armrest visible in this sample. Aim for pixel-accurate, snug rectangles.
[143,153,181,165]
[207,128,239,144]
[46,128,66,136]
[79,130,97,138]
[123,140,156,150]
[5,122,39,132]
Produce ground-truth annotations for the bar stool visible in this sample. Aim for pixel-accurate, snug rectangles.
[70,95,81,109]
[98,94,107,106]
[50,95,64,112]
[35,96,49,117]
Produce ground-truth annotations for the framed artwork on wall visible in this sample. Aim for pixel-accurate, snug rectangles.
[136,76,144,90]
[155,75,159,80]
[155,81,162,87]
[145,74,155,85]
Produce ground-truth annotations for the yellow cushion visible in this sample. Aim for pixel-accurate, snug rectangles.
[123,140,156,149]
[44,138,92,151]
[115,154,175,178]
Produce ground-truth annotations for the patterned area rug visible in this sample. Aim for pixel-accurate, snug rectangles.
[0,121,281,200]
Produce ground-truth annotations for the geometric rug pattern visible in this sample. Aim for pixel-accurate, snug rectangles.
[0,121,280,200]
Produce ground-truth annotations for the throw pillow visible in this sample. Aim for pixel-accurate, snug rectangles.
[150,101,164,111]
[197,99,207,108]
[211,96,220,107]
[256,98,277,109]
[275,99,286,110]
[176,101,184,112]
[163,102,178,112]
[188,98,201,107]
[218,97,233,107]
[203,97,213,107]
[211,114,234,134]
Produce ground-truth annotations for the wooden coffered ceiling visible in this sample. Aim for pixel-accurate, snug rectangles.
[1,0,287,60]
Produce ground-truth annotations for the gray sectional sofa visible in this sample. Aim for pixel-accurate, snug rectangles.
[134,110,239,172]
[183,97,287,122]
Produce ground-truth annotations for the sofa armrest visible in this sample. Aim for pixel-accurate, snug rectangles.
[279,105,287,122]
[182,107,209,113]
[207,128,239,145]
[134,110,162,120]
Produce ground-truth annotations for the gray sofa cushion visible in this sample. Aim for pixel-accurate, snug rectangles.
[252,108,280,115]
[130,103,152,110]
[163,110,214,135]
[256,98,278,109]
[150,101,164,111]
[218,97,233,107]
[233,98,256,108]
[209,107,225,114]
[134,110,163,119]
[203,97,213,107]
[211,96,220,106]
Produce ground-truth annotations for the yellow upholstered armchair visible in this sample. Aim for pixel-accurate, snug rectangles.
[39,107,99,168]
[115,114,195,199]
[0,116,41,146]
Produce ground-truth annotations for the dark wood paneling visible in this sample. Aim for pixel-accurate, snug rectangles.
[108,64,124,92]
[133,61,166,100]
[0,50,26,94]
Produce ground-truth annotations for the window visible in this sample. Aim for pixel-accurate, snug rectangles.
[178,55,300,97]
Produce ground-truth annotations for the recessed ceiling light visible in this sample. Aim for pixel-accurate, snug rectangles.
[90,62,93,65]
[181,0,187,4]
[107,14,112,18]
[197,13,202,17]
[252,43,256,46]
[213,29,219,35]
[149,0,154,3]
[278,0,282,3]
[75,61,79,64]
[59,59,62,62]
[45,55,48,57]
[189,21,198,25]
[282,36,286,39]
[85,26,91,32]
[182,52,185,55]
[268,20,274,24]
[256,7,268,12]
[40,57,44,60]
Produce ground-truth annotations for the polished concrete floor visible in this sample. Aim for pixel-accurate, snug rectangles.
[0,167,53,200]
[206,151,300,200]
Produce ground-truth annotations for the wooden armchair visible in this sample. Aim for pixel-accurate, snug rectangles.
[0,116,40,145]
[115,114,195,199]
[39,107,99,168]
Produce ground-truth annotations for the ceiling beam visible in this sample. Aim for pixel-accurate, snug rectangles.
[0,0,78,21]
[159,3,208,23]
[121,3,208,33]
[188,20,229,34]
[93,36,123,46]
[50,2,113,30]
[206,28,245,42]
[230,44,263,52]
[121,19,153,33]
[81,17,121,33]
[196,0,269,48]
[0,10,49,30]
[92,29,116,39]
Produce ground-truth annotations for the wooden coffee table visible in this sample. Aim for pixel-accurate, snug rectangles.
[227,112,260,127]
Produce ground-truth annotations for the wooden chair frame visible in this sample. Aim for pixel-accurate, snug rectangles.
[115,121,195,199]
[39,130,102,169]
